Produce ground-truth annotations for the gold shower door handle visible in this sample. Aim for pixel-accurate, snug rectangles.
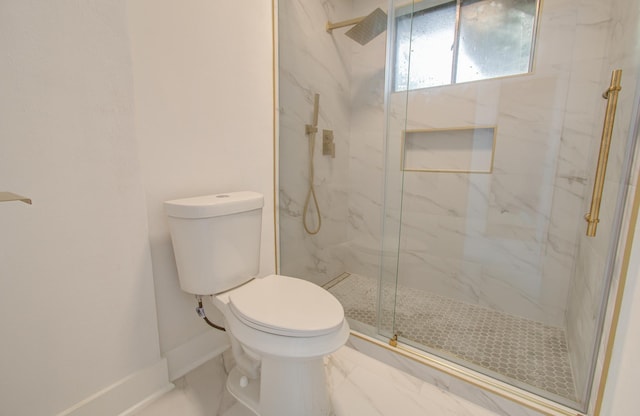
[585,69,622,237]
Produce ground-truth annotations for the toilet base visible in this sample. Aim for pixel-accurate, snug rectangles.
[226,367,260,415]
[226,356,332,416]
[221,402,257,416]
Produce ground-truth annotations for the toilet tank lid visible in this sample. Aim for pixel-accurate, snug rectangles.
[164,191,264,219]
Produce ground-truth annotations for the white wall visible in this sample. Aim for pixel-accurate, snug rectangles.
[126,0,275,376]
[0,0,274,414]
[0,1,167,415]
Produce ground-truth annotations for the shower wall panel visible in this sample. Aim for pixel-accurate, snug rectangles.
[343,0,389,281]
[279,0,390,286]
[278,0,353,286]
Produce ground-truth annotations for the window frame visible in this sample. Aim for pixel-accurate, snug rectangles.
[393,0,540,92]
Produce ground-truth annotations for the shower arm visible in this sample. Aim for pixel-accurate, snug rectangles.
[326,16,365,32]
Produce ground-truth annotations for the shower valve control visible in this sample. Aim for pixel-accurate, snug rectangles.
[323,129,336,158]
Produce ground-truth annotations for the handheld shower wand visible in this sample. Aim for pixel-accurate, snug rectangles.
[303,93,322,235]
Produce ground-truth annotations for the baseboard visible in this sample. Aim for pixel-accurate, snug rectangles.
[164,329,230,381]
[118,384,175,416]
[56,359,173,416]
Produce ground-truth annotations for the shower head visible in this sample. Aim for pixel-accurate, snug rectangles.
[326,8,388,46]
[346,8,387,45]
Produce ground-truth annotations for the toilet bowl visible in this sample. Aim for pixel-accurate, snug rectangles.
[213,274,349,415]
[164,192,349,416]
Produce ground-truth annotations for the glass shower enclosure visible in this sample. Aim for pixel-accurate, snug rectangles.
[277,0,640,412]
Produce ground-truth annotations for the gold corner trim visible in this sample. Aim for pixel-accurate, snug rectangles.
[272,0,280,274]
[593,162,640,415]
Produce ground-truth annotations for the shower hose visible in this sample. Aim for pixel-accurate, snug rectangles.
[303,93,322,235]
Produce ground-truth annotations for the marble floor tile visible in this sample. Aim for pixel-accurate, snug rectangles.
[134,346,500,416]
[134,354,231,416]
[328,346,499,416]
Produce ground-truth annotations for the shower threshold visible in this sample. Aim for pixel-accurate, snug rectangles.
[325,273,577,402]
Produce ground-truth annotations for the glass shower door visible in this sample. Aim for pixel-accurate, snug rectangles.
[380,0,640,411]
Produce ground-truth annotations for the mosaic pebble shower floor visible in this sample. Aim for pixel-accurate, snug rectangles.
[326,273,577,401]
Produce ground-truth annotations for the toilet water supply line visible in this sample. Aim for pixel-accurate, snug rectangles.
[303,93,322,235]
[195,296,260,379]
[195,295,225,331]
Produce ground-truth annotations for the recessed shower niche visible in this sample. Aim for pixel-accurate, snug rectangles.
[402,127,496,173]
[276,0,640,413]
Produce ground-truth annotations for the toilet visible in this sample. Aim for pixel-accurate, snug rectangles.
[164,191,349,416]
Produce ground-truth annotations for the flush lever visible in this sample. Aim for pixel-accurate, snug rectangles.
[0,192,32,205]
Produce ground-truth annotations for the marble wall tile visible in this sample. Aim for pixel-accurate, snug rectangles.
[478,264,563,324]
[397,251,485,303]
[346,0,389,282]
[278,0,354,285]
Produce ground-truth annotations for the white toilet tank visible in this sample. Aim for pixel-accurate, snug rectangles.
[164,191,264,295]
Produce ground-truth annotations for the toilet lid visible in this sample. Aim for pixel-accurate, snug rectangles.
[228,275,345,337]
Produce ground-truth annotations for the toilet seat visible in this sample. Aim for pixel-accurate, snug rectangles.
[227,275,344,337]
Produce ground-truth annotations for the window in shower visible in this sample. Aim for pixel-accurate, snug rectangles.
[394,0,539,91]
